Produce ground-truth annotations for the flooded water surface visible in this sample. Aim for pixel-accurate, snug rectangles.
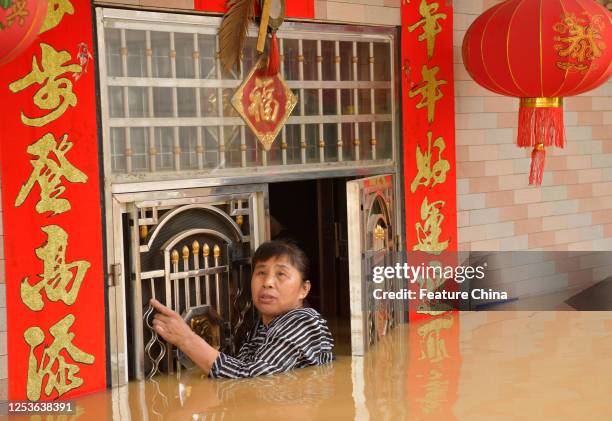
[16,311,612,420]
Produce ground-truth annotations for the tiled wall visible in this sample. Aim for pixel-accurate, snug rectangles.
[454,0,612,253]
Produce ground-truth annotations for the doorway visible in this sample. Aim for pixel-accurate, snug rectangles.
[269,178,352,354]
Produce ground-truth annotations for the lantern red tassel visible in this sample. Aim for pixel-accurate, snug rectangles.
[529,143,546,186]
[518,97,565,148]
[266,31,280,76]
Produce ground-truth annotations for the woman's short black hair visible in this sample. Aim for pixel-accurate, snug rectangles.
[252,240,310,281]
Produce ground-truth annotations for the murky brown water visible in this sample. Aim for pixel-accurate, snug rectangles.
[12,311,612,420]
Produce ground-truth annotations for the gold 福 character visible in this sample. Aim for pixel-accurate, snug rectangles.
[248,77,280,123]
[3,0,28,28]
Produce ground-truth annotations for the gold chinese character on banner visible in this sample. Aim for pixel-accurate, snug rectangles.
[417,369,450,414]
[8,43,81,127]
[39,0,74,34]
[411,131,450,193]
[21,225,90,311]
[25,314,94,401]
[417,315,453,363]
[14,133,87,215]
[415,260,452,315]
[414,197,448,254]
[248,77,280,123]
[408,0,447,59]
[409,64,446,124]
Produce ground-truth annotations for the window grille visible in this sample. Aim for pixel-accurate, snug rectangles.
[98,9,397,181]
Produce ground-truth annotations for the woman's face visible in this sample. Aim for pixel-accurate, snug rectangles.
[251,254,311,325]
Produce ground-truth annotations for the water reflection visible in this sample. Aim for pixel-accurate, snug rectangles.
[19,311,612,420]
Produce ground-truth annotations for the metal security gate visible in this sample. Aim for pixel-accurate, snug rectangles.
[347,175,402,355]
[107,185,268,382]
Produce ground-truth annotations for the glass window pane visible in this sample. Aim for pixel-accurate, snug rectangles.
[177,88,197,117]
[357,42,370,81]
[153,87,173,117]
[323,124,338,162]
[303,89,319,116]
[375,89,392,115]
[200,88,219,117]
[376,122,393,160]
[341,123,356,161]
[267,133,283,166]
[126,30,146,77]
[374,42,391,82]
[203,126,220,168]
[219,89,237,118]
[322,89,337,115]
[284,124,301,164]
[111,128,126,172]
[128,87,148,118]
[242,37,259,73]
[108,86,124,118]
[151,32,171,78]
[155,127,174,170]
[175,33,196,79]
[130,128,149,171]
[198,34,217,79]
[105,28,122,77]
[341,90,355,115]
[283,39,299,81]
[321,41,335,81]
[302,40,317,81]
[305,124,320,163]
[359,122,373,160]
[339,41,353,81]
[180,127,199,170]
[224,126,242,168]
[358,89,372,115]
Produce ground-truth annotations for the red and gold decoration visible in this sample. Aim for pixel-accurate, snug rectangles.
[402,0,458,318]
[463,0,612,185]
[194,0,314,19]
[232,57,297,150]
[407,313,460,419]
[0,0,47,65]
[220,0,296,150]
[0,0,107,401]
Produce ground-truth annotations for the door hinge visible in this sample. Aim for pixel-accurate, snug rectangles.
[109,263,122,287]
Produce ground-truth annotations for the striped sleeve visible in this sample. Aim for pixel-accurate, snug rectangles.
[209,309,333,379]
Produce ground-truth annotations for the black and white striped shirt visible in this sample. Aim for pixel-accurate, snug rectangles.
[208,307,334,378]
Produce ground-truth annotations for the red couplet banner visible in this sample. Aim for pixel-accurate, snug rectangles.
[194,0,315,19]
[401,0,458,322]
[0,0,106,400]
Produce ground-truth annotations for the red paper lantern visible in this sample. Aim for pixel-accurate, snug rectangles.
[0,0,47,66]
[462,0,612,185]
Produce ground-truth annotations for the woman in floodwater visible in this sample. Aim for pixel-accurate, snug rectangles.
[150,240,334,378]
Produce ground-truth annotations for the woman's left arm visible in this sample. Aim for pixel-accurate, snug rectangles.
[150,298,220,375]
